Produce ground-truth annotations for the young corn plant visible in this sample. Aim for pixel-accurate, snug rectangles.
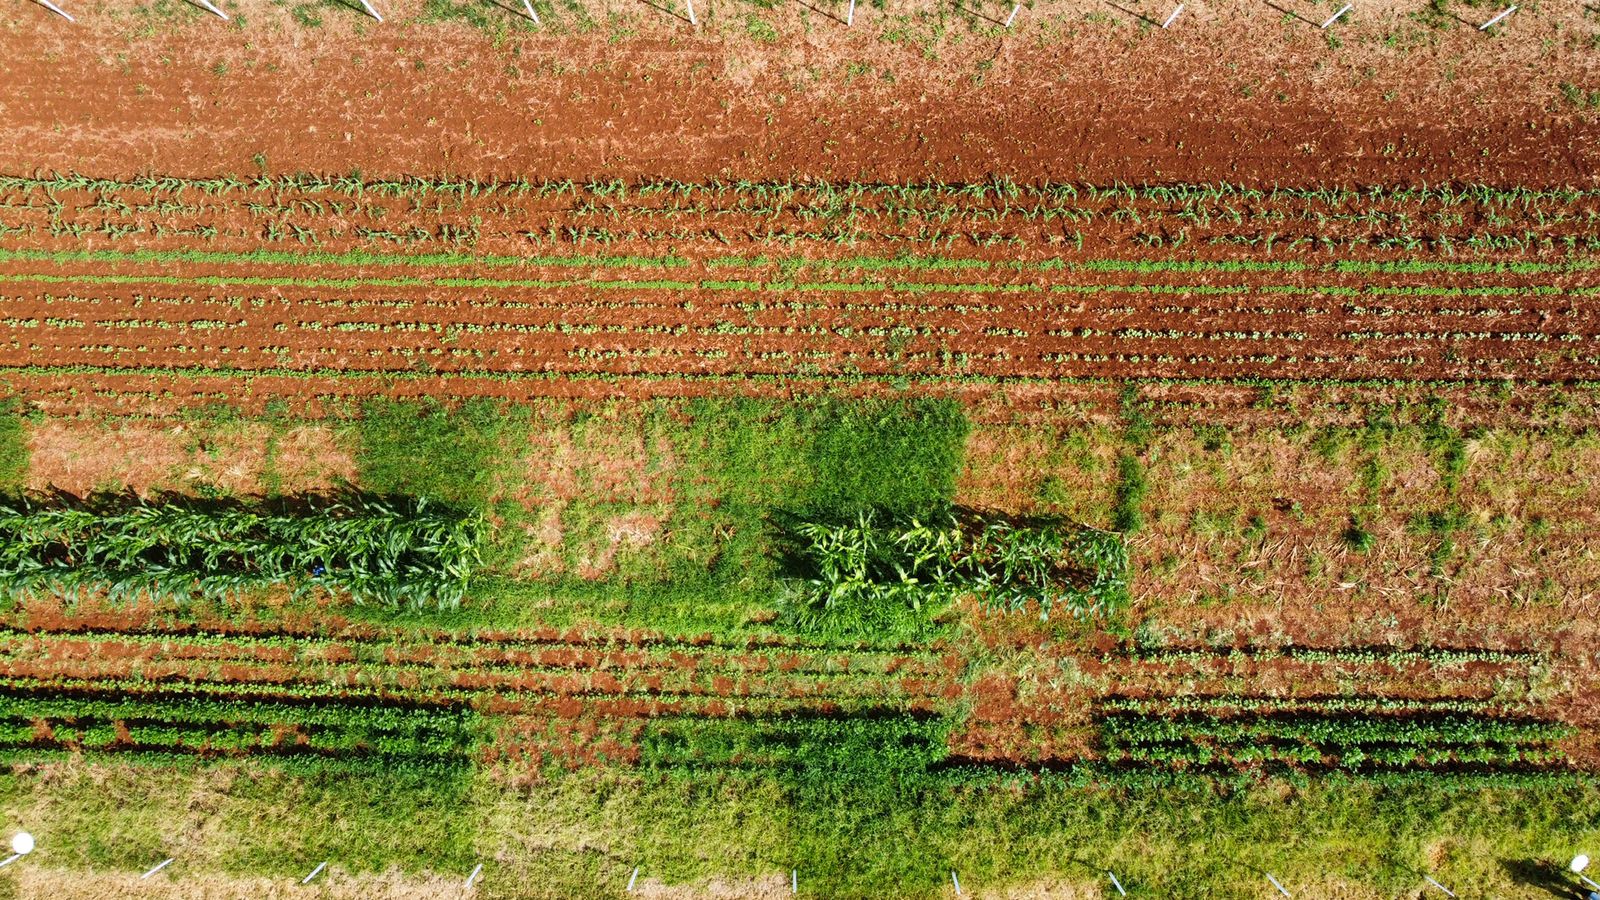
[0,495,483,610]
[783,506,1127,635]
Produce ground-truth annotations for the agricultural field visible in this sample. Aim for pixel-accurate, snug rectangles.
[8,175,1600,412]
[3,0,1600,896]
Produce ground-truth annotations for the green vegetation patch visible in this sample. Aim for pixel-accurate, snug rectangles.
[783,507,1127,636]
[799,396,969,517]
[638,396,970,634]
[356,398,527,509]
[5,761,1598,898]
[0,495,483,610]
[0,402,24,498]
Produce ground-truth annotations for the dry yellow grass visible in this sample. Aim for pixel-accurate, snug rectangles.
[12,867,462,900]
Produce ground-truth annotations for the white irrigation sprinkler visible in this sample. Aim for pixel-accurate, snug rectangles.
[187,0,229,19]
[302,861,328,884]
[1107,870,1127,896]
[791,868,797,894]
[1160,2,1183,27]
[1574,855,1600,891]
[0,832,34,868]
[626,866,640,892]
[1423,874,1456,897]
[951,870,963,895]
[1003,2,1020,25]
[684,0,697,24]
[1319,2,1351,27]
[141,858,175,880]
[845,0,855,25]
[1478,4,1515,29]
[30,0,75,21]
[354,0,383,21]
[520,0,539,21]
[465,863,483,889]
[1266,873,1291,897]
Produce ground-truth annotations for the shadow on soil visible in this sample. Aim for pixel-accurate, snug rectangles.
[1261,0,1318,25]
[1103,0,1158,25]
[635,0,692,21]
[1503,859,1590,899]
[791,0,846,25]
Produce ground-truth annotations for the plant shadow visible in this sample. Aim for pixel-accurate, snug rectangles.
[636,0,693,21]
[1103,0,1158,26]
[481,0,538,20]
[1502,859,1588,899]
[791,0,846,25]
[1262,0,1317,25]
[952,0,1012,25]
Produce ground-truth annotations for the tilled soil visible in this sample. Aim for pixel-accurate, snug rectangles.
[1,0,1598,184]
[4,179,1600,414]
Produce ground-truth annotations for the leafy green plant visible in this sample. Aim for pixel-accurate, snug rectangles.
[0,495,483,610]
[0,400,24,497]
[1112,452,1147,533]
[356,398,524,509]
[782,507,1128,633]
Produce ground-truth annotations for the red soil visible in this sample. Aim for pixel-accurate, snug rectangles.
[1,0,1598,184]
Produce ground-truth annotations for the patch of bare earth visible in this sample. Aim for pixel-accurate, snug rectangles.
[963,878,1105,899]
[23,420,354,498]
[506,410,675,579]
[629,874,792,898]
[12,868,466,900]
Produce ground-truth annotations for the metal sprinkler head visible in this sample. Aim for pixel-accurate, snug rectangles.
[1574,855,1591,874]
[9,833,33,855]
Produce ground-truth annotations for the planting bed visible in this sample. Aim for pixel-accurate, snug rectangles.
[3,176,1600,416]
[0,595,1587,785]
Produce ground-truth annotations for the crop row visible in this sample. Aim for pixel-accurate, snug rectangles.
[15,212,1600,257]
[14,363,1600,398]
[1099,713,1570,746]
[11,245,1600,283]
[1111,645,1539,665]
[1098,695,1507,716]
[6,173,1599,214]
[12,351,1596,383]
[0,629,946,679]
[15,289,1600,322]
[21,192,1600,228]
[0,615,947,660]
[13,346,1591,371]
[1093,710,1575,775]
[0,672,939,721]
[0,496,482,610]
[0,648,950,703]
[0,685,481,772]
[1100,740,1567,771]
[11,310,1600,345]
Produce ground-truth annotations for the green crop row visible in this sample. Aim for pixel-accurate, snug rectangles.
[784,507,1128,633]
[1100,713,1574,748]
[0,690,475,734]
[1099,696,1505,716]
[1101,739,1566,772]
[11,361,1600,394]
[9,245,1600,284]
[0,495,482,610]
[6,172,1598,208]
[1115,645,1539,665]
[0,674,928,720]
